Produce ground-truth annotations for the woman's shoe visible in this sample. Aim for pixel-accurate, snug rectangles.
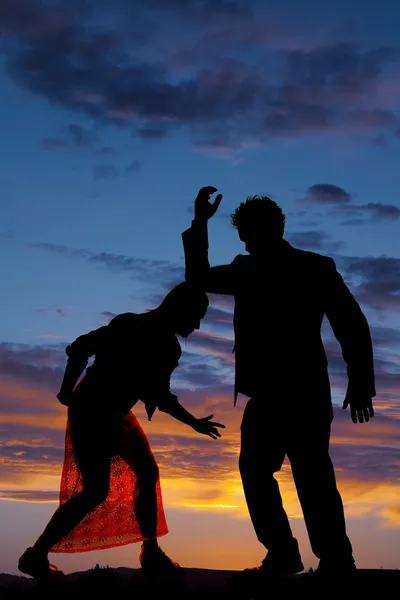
[139,545,183,574]
[18,547,64,582]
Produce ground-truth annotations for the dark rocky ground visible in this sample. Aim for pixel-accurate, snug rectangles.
[1,565,398,599]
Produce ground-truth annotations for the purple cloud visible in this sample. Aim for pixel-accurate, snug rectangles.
[287,230,344,252]
[0,342,65,393]
[342,256,400,312]
[1,0,398,157]
[303,184,399,224]
[30,241,184,286]
[100,311,117,321]
[0,490,59,502]
[306,184,353,205]
[364,203,400,220]
[36,305,68,317]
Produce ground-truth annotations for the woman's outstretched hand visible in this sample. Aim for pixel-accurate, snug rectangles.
[193,414,225,439]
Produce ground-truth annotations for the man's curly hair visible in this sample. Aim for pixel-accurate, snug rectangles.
[231,196,286,237]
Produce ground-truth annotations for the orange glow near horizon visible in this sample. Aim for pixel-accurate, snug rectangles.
[1,374,399,572]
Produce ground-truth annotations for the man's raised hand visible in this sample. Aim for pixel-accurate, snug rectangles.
[194,186,223,221]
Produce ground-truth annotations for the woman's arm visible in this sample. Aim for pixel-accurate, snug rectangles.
[158,395,225,439]
[142,389,225,439]
[57,327,108,405]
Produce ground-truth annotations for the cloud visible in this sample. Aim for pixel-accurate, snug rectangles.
[93,164,118,180]
[342,255,400,312]
[363,203,400,220]
[0,342,65,393]
[174,355,233,390]
[287,230,344,252]
[203,305,234,328]
[305,184,353,205]
[0,325,399,513]
[30,241,184,287]
[0,490,59,503]
[1,1,399,158]
[381,503,400,526]
[41,123,97,152]
[100,311,117,322]
[303,183,399,224]
[36,305,69,317]
[340,218,366,226]
[338,203,400,223]
[207,294,234,310]
[369,325,400,348]
[31,242,68,254]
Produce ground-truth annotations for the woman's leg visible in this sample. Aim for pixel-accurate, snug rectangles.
[19,411,112,578]
[117,421,181,571]
[117,424,160,540]
[33,459,111,554]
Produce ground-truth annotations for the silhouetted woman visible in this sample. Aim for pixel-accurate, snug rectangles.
[18,283,224,581]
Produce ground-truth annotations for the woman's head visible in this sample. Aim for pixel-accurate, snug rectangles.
[158,282,209,337]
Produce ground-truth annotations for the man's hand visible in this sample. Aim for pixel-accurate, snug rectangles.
[192,414,225,439]
[194,186,223,221]
[57,391,74,407]
[343,395,374,423]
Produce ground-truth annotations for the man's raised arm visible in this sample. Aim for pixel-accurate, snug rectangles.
[182,186,236,295]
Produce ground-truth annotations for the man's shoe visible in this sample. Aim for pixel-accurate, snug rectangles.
[317,555,356,576]
[243,540,304,577]
[18,547,64,582]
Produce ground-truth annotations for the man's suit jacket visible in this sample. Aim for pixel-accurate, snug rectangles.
[182,219,376,420]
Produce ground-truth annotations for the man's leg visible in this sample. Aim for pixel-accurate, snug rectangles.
[287,420,354,568]
[239,399,303,573]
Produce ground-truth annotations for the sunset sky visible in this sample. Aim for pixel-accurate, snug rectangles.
[1,0,400,575]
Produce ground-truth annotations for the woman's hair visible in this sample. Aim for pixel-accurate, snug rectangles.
[159,282,209,316]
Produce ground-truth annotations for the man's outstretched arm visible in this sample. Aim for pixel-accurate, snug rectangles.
[324,257,375,423]
[182,186,236,295]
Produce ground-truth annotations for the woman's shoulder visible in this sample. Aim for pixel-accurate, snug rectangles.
[108,312,144,330]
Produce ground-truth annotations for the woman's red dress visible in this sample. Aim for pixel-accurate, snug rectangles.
[51,410,168,553]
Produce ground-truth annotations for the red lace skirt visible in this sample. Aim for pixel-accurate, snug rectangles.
[51,407,168,553]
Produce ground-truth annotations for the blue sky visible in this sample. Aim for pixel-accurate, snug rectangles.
[0,0,399,574]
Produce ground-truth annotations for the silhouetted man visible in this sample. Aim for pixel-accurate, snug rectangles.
[182,186,375,576]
